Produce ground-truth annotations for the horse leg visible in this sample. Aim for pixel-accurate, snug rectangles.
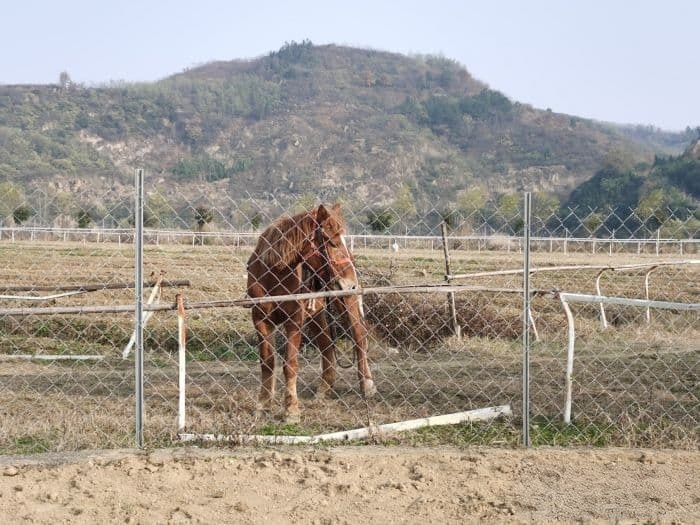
[346,297,377,398]
[254,315,276,414]
[312,311,336,399]
[282,318,303,423]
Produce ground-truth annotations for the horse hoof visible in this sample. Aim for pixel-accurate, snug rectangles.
[315,384,334,400]
[284,412,301,424]
[362,380,377,398]
[254,408,271,420]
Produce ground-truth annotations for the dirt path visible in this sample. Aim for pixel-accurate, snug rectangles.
[1,446,698,524]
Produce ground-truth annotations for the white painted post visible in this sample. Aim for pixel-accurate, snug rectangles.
[596,269,609,329]
[656,230,660,256]
[177,294,187,432]
[527,307,540,342]
[123,275,163,358]
[560,295,576,424]
[609,229,614,257]
[644,267,657,324]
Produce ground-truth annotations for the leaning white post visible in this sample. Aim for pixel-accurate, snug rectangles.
[527,307,540,342]
[595,269,609,329]
[123,275,163,358]
[644,266,658,324]
[560,294,576,424]
[177,294,187,432]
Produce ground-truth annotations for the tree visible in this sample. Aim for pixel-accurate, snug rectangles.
[392,183,417,220]
[0,182,27,224]
[497,193,521,220]
[532,192,561,219]
[367,208,396,233]
[583,212,603,237]
[294,194,316,213]
[13,205,34,225]
[146,194,174,227]
[59,71,72,89]
[194,206,214,229]
[74,209,92,228]
[250,213,263,230]
[439,207,460,231]
[636,188,666,225]
[566,167,643,210]
[457,185,488,219]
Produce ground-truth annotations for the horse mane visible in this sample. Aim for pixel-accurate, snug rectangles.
[254,209,318,269]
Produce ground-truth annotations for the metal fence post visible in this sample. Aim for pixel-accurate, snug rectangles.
[522,192,532,447]
[134,168,145,448]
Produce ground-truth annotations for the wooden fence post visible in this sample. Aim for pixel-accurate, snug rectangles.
[441,222,461,339]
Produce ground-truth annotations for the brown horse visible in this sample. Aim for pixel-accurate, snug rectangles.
[246,203,376,422]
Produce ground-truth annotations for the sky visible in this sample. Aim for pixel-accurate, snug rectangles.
[2,0,698,131]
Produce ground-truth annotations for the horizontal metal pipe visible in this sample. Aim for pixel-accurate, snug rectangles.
[558,292,700,311]
[0,284,551,317]
[449,259,698,280]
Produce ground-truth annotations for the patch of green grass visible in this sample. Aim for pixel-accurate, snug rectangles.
[4,434,52,455]
[186,339,257,362]
[530,417,614,447]
[381,420,520,447]
[148,356,171,368]
[259,423,306,436]
[343,417,618,448]
[34,323,51,337]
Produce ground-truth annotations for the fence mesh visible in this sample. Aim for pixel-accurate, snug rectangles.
[0,186,697,453]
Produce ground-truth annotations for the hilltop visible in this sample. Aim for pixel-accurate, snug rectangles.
[0,41,696,228]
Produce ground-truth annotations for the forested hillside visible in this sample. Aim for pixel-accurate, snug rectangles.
[0,41,697,232]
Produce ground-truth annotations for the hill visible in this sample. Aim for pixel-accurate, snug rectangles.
[0,41,697,228]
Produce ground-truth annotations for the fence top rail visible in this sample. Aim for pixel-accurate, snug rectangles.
[558,292,700,311]
[2,226,697,243]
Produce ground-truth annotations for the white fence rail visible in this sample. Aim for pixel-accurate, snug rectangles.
[558,292,700,424]
[2,226,697,254]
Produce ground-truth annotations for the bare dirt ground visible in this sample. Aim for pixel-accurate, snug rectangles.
[1,446,698,524]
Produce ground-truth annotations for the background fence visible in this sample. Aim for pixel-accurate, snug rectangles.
[0,181,698,453]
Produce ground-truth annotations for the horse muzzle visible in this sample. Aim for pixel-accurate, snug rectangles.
[334,277,359,292]
[332,278,365,318]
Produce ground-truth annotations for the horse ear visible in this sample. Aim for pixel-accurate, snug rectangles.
[316,204,329,222]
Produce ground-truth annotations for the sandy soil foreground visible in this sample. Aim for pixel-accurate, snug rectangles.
[0,446,698,524]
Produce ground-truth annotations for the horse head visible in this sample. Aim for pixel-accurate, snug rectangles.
[302,203,361,294]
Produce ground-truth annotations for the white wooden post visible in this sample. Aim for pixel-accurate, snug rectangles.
[560,295,576,424]
[177,294,187,432]
[596,269,609,329]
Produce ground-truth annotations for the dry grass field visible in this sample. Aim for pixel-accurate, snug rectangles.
[0,238,698,453]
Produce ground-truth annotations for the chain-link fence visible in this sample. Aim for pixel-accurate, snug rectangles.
[1,181,698,453]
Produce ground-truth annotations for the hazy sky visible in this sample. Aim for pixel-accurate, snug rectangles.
[3,0,698,130]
